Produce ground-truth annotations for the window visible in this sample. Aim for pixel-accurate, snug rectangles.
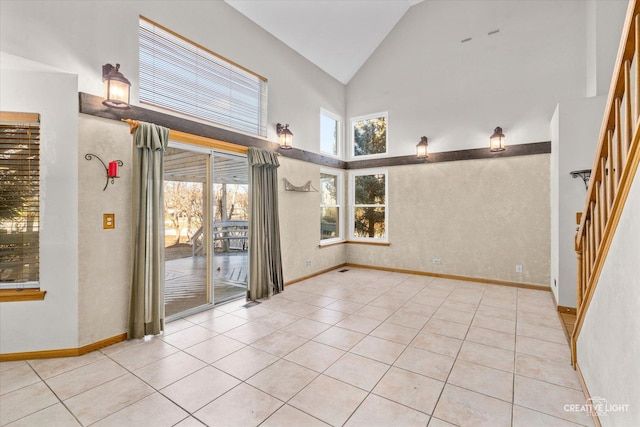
[139,16,268,137]
[320,169,343,243]
[352,112,388,158]
[350,169,388,241]
[0,112,40,288]
[320,109,341,157]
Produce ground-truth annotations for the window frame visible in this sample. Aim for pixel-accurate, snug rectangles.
[320,108,342,158]
[348,168,388,242]
[320,168,344,245]
[138,15,268,138]
[0,112,44,301]
[350,112,388,160]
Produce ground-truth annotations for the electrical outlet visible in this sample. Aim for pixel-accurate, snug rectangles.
[516,264,523,273]
[432,258,441,265]
[103,213,115,229]
[306,259,312,267]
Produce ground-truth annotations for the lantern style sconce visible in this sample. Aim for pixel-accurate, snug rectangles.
[276,123,293,150]
[85,153,124,191]
[102,63,131,109]
[489,126,505,152]
[416,136,429,159]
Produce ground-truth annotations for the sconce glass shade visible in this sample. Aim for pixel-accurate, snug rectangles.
[277,123,293,149]
[489,126,505,152]
[102,63,131,109]
[416,136,428,158]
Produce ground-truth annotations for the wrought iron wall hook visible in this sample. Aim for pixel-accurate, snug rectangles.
[85,153,123,191]
[570,169,591,191]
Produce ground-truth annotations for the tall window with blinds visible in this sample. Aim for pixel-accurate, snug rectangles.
[139,16,268,137]
[0,112,40,287]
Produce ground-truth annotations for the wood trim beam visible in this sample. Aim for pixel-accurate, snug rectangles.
[79,92,549,171]
[284,263,348,286]
[0,289,46,302]
[345,263,550,291]
[575,362,603,427]
[0,333,127,362]
[347,141,551,169]
[79,92,346,169]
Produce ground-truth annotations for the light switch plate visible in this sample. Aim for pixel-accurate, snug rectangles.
[104,213,115,229]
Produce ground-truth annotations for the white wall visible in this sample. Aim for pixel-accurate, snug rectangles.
[0,0,345,155]
[577,166,640,426]
[0,0,347,352]
[0,54,79,353]
[552,96,607,308]
[586,0,629,97]
[347,0,587,157]
[550,105,560,303]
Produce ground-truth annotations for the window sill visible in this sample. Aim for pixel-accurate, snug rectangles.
[0,289,47,302]
[346,240,390,246]
[319,240,346,248]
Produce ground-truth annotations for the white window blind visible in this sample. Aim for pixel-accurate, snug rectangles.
[0,112,40,287]
[139,16,268,137]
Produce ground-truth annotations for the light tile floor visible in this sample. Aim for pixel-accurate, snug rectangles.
[0,267,595,427]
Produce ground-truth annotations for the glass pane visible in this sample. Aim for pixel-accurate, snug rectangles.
[164,148,209,317]
[355,174,385,205]
[353,207,385,239]
[320,173,338,206]
[353,115,386,156]
[212,154,248,305]
[320,113,338,155]
[321,207,339,240]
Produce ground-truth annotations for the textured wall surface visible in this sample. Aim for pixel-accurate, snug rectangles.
[578,166,640,426]
[347,154,551,286]
[278,157,346,283]
[78,116,132,346]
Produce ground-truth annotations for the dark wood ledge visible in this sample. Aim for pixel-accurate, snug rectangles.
[79,92,550,171]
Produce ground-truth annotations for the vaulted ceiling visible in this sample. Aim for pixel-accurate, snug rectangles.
[225,0,423,84]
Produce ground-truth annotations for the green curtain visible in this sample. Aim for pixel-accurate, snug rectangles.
[129,121,169,339]
[248,147,284,301]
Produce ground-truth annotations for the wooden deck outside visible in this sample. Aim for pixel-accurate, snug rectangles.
[165,252,247,317]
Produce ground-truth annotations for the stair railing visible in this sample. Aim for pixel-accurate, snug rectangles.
[572,0,640,365]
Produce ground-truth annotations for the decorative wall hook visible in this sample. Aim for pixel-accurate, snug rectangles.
[570,169,591,191]
[85,153,123,191]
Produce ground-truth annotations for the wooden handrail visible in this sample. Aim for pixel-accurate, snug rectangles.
[572,0,640,365]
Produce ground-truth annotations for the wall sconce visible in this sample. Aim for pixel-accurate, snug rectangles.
[102,63,131,109]
[570,169,592,190]
[489,126,505,152]
[85,153,123,191]
[416,136,429,159]
[276,123,293,150]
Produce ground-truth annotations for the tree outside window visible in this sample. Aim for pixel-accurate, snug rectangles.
[352,113,387,157]
[321,170,342,242]
[351,170,387,240]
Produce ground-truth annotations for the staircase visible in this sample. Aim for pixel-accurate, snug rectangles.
[572,0,640,365]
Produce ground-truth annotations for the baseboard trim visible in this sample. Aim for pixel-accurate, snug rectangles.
[345,263,550,291]
[0,333,128,362]
[575,362,602,427]
[285,263,348,286]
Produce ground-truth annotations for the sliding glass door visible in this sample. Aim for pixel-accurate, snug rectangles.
[163,144,248,319]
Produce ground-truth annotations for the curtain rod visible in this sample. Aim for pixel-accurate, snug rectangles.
[121,118,139,134]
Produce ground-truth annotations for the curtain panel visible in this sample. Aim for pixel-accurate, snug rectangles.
[129,122,169,339]
[247,148,284,301]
